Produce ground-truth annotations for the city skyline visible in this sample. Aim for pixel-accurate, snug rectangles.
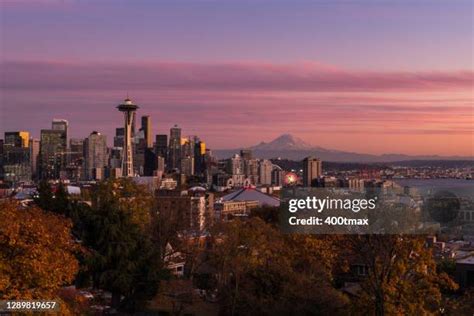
[1,0,473,156]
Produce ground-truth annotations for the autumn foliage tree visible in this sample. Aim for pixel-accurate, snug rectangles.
[211,218,348,315]
[0,200,79,299]
[342,235,458,316]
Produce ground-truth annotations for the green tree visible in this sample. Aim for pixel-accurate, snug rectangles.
[80,179,161,311]
[34,179,54,211]
[34,180,71,216]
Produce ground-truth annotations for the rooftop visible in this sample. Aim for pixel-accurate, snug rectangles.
[222,187,280,207]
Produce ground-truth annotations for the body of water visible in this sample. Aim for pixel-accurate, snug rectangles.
[393,179,474,198]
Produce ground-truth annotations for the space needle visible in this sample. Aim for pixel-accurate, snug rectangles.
[117,97,139,177]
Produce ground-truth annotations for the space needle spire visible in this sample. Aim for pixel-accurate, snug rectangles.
[117,97,139,177]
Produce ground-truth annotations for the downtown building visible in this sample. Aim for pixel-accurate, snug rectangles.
[258,159,273,185]
[168,125,181,171]
[154,134,168,158]
[39,122,67,180]
[302,156,322,187]
[2,131,32,183]
[155,187,215,232]
[83,131,108,181]
[29,138,40,180]
[65,138,84,181]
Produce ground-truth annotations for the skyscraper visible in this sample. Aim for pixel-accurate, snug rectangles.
[258,159,273,185]
[39,129,66,179]
[67,138,84,181]
[168,125,181,170]
[29,138,40,180]
[194,140,206,175]
[83,131,108,180]
[52,119,68,149]
[244,158,259,185]
[181,156,195,176]
[5,131,29,148]
[69,138,84,163]
[227,154,243,175]
[156,156,165,174]
[271,167,284,186]
[181,136,194,158]
[0,139,3,180]
[155,134,168,158]
[240,149,252,160]
[141,115,152,148]
[2,131,31,183]
[117,98,139,177]
[114,127,125,147]
[143,148,158,176]
[302,157,322,187]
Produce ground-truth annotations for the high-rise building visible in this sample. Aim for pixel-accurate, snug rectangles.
[141,115,152,148]
[132,120,149,176]
[194,140,206,175]
[117,98,139,177]
[39,129,66,180]
[109,147,123,169]
[244,158,259,184]
[51,119,68,149]
[2,131,31,183]
[67,138,84,181]
[144,148,158,176]
[5,131,29,148]
[155,189,214,231]
[258,159,273,185]
[69,138,84,162]
[0,139,3,180]
[271,167,284,186]
[133,129,146,176]
[83,131,107,180]
[181,156,195,176]
[240,149,252,160]
[302,157,322,187]
[181,136,193,158]
[227,154,243,175]
[29,138,40,180]
[114,127,125,148]
[154,134,168,158]
[168,125,181,170]
[156,156,165,174]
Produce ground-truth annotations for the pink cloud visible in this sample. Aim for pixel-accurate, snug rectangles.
[1,60,472,155]
[2,60,472,92]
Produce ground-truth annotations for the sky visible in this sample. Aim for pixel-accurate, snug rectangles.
[1,0,473,156]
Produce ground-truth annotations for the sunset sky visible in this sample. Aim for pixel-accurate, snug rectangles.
[1,0,473,156]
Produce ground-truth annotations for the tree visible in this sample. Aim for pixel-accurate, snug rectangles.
[0,200,79,299]
[34,180,71,216]
[343,235,458,315]
[80,179,161,311]
[210,218,349,315]
[53,181,71,216]
[443,288,474,315]
[249,205,280,224]
[91,178,152,229]
[34,179,54,211]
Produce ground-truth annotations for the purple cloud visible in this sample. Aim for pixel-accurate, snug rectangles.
[2,60,472,92]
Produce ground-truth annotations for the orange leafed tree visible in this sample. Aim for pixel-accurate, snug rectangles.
[0,200,79,299]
